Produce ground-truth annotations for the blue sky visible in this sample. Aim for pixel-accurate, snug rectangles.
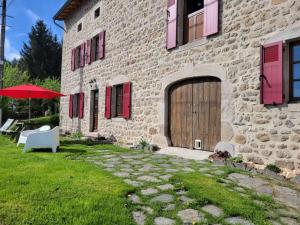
[6,0,66,61]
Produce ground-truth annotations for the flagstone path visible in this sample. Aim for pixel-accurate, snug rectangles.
[80,149,300,225]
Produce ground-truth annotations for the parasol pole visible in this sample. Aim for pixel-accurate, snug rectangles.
[29,98,31,120]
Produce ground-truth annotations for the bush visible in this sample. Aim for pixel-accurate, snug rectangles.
[71,131,83,140]
[229,157,243,163]
[23,115,59,128]
[266,164,281,174]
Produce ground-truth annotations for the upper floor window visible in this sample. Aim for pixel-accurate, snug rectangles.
[75,45,81,69]
[94,8,100,19]
[167,0,219,50]
[91,35,100,62]
[77,23,82,32]
[184,0,204,44]
[290,41,300,101]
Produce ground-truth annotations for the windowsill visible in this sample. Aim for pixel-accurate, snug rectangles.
[286,102,300,112]
[188,9,204,18]
[175,37,208,52]
[111,117,127,122]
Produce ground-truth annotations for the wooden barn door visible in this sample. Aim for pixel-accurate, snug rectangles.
[169,77,221,151]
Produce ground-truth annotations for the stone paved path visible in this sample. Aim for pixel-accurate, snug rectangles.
[82,150,300,225]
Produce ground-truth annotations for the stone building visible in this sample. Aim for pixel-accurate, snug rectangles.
[54,0,300,172]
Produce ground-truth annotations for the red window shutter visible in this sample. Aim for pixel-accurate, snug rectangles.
[69,95,73,118]
[204,0,219,37]
[71,49,75,71]
[86,39,92,64]
[166,0,177,50]
[105,86,112,119]
[79,92,85,119]
[261,41,283,105]
[80,43,86,67]
[122,82,131,120]
[98,31,105,59]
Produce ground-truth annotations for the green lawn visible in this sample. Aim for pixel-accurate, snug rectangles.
[0,136,135,225]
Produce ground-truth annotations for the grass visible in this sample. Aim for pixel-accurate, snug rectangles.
[0,136,135,225]
[174,173,277,225]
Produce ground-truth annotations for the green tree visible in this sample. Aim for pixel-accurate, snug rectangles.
[19,20,62,80]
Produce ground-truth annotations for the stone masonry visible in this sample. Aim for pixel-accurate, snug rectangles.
[59,0,300,172]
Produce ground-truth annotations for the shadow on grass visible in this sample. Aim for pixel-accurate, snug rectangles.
[61,139,112,146]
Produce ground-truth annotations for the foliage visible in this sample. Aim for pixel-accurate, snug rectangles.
[23,115,59,128]
[3,62,30,88]
[138,139,149,149]
[71,131,83,140]
[0,137,134,225]
[229,156,243,163]
[19,20,62,80]
[266,164,282,174]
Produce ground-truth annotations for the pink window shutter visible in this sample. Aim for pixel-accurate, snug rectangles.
[69,95,73,118]
[80,43,86,67]
[261,41,283,105]
[105,86,112,119]
[166,0,177,50]
[71,49,75,71]
[98,31,105,60]
[79,92,85,119]
[122,82,131,120]
[86,39,92,65]
[204,0,219,37]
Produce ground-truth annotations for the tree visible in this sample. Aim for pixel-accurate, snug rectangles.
[19,20,62,80]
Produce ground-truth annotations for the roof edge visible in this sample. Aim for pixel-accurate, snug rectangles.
[53,0,73,21]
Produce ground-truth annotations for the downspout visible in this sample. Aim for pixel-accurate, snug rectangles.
[53,19,66,32]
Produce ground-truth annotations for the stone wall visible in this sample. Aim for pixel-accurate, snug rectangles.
[59,0,300,172]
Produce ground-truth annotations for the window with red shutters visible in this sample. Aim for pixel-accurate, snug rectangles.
[86,39,92,64]
[122,82,131,119]
[69,95,73,118]
[167,0,178,49]
[80,43,86,67]
[261,41,283,105]
[79,92,85,119]
[105,86,112,119]
[98,31,105,59]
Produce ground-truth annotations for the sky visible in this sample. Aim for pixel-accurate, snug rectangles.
[5,0,66,61]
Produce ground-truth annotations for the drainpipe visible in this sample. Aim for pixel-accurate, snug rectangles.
[53,19,66,32]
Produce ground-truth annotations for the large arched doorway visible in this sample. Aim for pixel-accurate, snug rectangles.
[168,77,221,151]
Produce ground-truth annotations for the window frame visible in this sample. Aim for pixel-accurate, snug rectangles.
[94,8,100,19]
[115,85,123,117]
[77,23,82,32]
[91,35,100,63]
[72,93,80,118]
[289,40,300,102]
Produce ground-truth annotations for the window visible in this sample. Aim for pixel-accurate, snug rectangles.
[72,93,80,118]
[290,41,300,101]
[91,35,100,62]
[105,83,131,119]
[184,0,204,44]
[94,8,100,19]
[115,85,123,117]
[75,45,81,69]
[77,23,82,32]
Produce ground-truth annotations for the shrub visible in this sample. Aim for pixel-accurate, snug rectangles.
[23,115,59,128]
[229,157,243,163]
[71,131,83,140]
[138,139,149,149]
[266,164,281,174]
